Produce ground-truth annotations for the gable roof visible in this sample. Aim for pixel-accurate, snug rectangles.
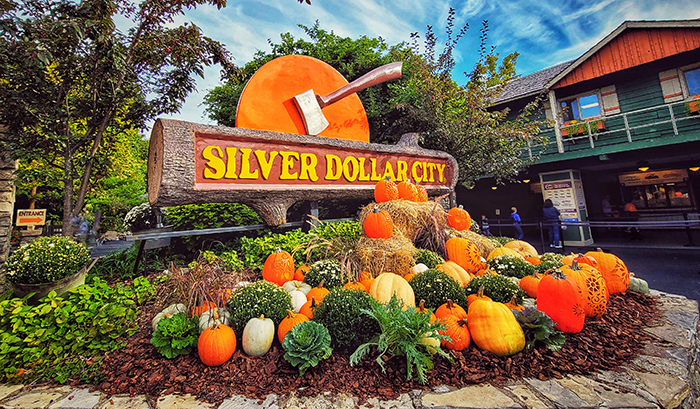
[493,61,572,105]
[547,20,700,89]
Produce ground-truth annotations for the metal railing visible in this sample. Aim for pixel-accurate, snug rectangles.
[521,99,700,159]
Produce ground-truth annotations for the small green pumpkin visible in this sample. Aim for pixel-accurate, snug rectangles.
[152,303,187,331]
[198,308,232,333]
[628,276,649,294]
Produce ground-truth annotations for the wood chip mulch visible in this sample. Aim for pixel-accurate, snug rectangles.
[95,291,660,405]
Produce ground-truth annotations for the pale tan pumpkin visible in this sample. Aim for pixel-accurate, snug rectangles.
[369,272,416,307]
[486,247,524,261]
[503,240,538,258]
[436,261,472,288]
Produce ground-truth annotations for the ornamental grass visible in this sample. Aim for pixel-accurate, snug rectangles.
[5,236,91,284]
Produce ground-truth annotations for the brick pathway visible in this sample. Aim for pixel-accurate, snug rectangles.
[1,290,697,409]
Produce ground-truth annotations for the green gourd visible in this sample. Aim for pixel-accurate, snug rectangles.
[198,308,231,333]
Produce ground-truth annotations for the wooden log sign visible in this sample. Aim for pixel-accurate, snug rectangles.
[148,119,459,225]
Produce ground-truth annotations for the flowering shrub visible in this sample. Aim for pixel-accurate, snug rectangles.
[123,202,166,232]
[5,236,91,284]
[487,255,536,279]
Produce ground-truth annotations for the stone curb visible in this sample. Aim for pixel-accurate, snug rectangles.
[1,291,697,409]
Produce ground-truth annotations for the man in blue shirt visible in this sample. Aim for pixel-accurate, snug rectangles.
[510,207,524,240]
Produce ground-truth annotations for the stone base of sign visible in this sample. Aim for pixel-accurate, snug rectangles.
[0,149,17,292]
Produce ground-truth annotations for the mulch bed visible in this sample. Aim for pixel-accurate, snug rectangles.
[95,291,661,405]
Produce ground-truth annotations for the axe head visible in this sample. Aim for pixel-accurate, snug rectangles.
[293,89,329,135]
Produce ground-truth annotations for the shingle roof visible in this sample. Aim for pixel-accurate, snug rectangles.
[492,61,573,105]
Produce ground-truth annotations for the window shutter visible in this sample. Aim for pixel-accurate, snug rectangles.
[659,69,683,103]
[600,85,620,115]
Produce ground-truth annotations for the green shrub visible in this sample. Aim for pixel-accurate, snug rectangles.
[0,276,158,383]
[313,288,380,352]
[90,243,140,281]
[303,259,345,289]
[301,220,362,264]
[187,250,245,272]
[123,202,165,232]
[465,274,525,304]
[487,255,536,279]
[5,236,91,284]
[536,252,565,274]
[239,229,310,272]
[226,280,292,336]
[409,269,468,309]
[282,321,333,375]
[414,249,445,269]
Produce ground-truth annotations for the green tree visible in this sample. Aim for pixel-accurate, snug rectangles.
[204,13,548,185]
[0,0,238,233]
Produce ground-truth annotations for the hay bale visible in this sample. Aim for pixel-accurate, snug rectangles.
[358,200,447,241]
[448,229,497,259]
[356,233,416,277]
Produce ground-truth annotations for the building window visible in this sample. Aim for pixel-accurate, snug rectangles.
[560,93,601,123]
[684,67,700,96]
[624,182,692,209]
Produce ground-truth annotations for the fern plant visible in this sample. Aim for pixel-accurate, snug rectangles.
[349,295,451,384]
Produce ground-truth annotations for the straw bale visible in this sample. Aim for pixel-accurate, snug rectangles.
[448,228,498,259]
[358,200,447,241]
[356,233,416,277]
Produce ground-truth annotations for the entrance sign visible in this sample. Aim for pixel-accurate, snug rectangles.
[16,209,47,226]
[148,119,458,226]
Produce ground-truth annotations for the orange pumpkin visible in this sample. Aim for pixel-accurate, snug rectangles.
[363,208,393,239]
[435,299,467,320]
[537,269,585,333]
[198,323,236,366]
[191,301,216,317]
[262,248,295,286]
[374,177,399,202]
[306,281,330,303]
[294,264,310,281]
[416,299,437,323]
[487,247,525,260]
[343,281,367,292]
[584,249,630,294]
[397,179,418,201]
[436,261,472,288]
[414,182,429,202]
[504,296,525,312]
[560,261,608,317]
[524,256,541,265]
[403,272,416,282]
[439,315,471,350]
[277,310,309,344]
[446,205,471,231]
[445,237,482,273]
[519,271,542,298]
[561,253,598,269]
[299,297,318,319]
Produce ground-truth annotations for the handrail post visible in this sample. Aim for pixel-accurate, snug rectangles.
[669,104,679,135]
[623,113,632,142]
[539,220,545,253]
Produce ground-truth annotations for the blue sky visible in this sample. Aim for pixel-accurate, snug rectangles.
[152,0,700,132]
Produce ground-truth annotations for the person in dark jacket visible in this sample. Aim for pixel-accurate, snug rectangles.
[510,207,524,240]
[542,199,561,248]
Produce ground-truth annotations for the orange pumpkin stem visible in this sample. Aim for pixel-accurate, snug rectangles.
[419,299,428,313]
[286,310,296,319]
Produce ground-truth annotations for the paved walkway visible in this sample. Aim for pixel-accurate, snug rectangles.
[0,290,697,409]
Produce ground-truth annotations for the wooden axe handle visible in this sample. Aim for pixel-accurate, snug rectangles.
[317,62,403,108]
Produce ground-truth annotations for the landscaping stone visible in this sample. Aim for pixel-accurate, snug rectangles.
[524,378,588,408]
[219,394,278,409]
[49,388,101,409]
[95,395,151,409]
[0,384,23,401]
[0,385,72,409]
[628,370,689,409]
[503,384,551,409]
[631,354,689,378]
[421,384,521,409]
[155,393,214,409]
[645,323,692,348]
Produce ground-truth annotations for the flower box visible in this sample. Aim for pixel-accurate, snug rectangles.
[11,259,97,304]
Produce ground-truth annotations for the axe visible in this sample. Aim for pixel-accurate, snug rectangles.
[293,61,403,135]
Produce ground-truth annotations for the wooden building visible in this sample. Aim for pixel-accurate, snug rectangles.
[462,20,700,245]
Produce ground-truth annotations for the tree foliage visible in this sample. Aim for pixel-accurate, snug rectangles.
[0,0,237,231]
[204,13,549,185]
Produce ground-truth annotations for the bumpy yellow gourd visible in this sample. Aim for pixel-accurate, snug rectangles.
[467,288,525,356]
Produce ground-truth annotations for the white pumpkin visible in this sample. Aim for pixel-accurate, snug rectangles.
[410,263,429,275]
[152,303,187,331]
[242,315,275,356]
[290,289,308,313]
[282,280,312,295]
[198,307,231,333]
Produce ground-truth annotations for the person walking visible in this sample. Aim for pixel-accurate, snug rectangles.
[481,215,491,236]
[510,207,524,240]
[542,199,561,248]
